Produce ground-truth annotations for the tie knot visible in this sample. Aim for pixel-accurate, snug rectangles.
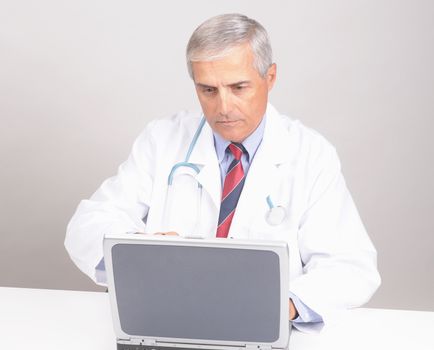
[228,143,245,161]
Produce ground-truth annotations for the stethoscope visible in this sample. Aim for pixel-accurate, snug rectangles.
[163,116,287,230]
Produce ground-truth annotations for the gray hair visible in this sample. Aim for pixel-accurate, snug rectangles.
[186,14,273,79]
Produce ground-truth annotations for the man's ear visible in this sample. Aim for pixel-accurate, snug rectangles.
[266,63,277,91]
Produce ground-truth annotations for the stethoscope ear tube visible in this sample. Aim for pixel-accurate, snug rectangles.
[168,162,201,185]
[184,117,207,163]
[167,116,206,186]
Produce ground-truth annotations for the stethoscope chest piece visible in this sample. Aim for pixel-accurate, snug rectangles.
[266,206,286,226]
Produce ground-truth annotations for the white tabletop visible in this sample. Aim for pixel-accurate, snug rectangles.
[0,287,433,350]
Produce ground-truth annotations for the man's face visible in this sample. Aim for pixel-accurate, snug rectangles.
[192,44,276,143]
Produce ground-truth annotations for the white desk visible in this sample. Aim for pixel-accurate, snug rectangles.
[1,287,433,350]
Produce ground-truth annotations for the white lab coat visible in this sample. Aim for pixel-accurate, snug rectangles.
[65,103,380,332]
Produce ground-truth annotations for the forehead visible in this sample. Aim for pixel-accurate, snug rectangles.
[192,44,260,85]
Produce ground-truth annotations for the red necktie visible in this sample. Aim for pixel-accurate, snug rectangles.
[216,143,246,238]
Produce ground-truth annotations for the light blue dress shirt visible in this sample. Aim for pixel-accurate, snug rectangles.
[213,115,323,326]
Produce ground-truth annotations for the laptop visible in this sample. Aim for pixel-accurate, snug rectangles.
[103,234,291,350]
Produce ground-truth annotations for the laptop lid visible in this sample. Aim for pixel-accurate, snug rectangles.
[104,234,290,349]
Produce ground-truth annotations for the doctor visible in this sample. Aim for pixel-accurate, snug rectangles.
[65,13,380,332]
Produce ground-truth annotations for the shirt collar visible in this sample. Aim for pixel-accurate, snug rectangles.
[213,114,266,163]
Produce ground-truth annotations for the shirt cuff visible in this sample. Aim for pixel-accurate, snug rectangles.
[289,291,323,324]
[95,257,107,284]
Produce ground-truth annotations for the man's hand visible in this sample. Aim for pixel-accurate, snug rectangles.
[289,299,299,320]
[153,232,179,236]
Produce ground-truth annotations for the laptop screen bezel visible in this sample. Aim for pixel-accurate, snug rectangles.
[104,234,290,349]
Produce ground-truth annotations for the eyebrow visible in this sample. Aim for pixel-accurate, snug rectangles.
[195,80,251,89]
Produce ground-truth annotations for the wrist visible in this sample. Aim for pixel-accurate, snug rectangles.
[289,298,299,320]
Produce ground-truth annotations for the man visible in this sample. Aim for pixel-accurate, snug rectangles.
[65,14,380,332]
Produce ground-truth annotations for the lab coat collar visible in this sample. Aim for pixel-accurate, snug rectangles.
[260,103,293,165]
[189,103,289,165]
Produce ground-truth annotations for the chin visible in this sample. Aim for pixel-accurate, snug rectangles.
[215,125,248,143]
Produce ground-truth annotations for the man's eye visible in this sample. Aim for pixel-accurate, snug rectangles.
[203,87,216,94]
[234,85,246,92]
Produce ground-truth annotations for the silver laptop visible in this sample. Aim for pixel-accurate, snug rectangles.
[103,234,291,350]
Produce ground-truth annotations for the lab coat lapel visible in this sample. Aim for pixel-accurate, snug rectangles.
[230,105,291,237]
[188,120,221,209]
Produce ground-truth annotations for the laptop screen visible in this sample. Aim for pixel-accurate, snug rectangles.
[111,243,281,343]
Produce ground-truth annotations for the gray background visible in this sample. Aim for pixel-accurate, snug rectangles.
[0,0,433,311]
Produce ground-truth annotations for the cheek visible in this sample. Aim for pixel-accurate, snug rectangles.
[236,97,257,118]
[238,96,266,126]
[198,96,217,113]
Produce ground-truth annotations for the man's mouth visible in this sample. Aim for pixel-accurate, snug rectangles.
[216,120,240,126]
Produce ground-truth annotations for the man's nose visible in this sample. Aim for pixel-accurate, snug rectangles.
[218,90,233,116]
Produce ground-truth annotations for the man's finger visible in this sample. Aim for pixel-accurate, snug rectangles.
[153,231,179,236]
